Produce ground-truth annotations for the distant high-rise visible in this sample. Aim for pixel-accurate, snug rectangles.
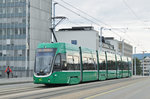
[0,0,52,77]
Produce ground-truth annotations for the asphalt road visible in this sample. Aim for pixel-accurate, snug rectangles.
[0,76,149,99]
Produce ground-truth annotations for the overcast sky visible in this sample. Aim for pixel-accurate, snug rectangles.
[54,0,150,53]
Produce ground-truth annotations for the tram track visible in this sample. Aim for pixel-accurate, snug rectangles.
[0,84,44,97]
[28,77,147,99]
[0,87,38,96]
[0,77,146,99]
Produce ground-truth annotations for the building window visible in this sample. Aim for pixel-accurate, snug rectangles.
[0,29,2,35]
[0,8,2,14]
[10,29,13,35]
[18,50,22,56]
[2,29,6,35]
[14,50,17,56]
[6,39,11,45]
[0,52,2,56]
[15,28,18,35]
[14,0,18,3]
[71,40,77,45]
[21,0,26,2]
[2,50,6,56]
[3,0,6,3]
[7,0,12,3]
[2,8,6,14]
[0,8,5,14]
[7,29,10,35]
[18,8,22,13]
[22,50,25,56]
[23,28,26,34]
[22,18,26,23]
[15,7,18,13]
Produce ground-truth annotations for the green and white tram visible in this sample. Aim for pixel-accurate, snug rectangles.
[33,43,132,85]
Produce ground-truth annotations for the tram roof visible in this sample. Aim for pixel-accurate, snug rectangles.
[37,42,96,53]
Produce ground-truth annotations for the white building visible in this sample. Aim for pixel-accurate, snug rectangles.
[134,53,150,76]
[56,26,99,50]
[141,57,150,76]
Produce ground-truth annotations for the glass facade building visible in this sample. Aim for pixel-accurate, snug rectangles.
[0,0,52,77]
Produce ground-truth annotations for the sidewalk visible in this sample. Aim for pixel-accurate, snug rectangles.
[0,77,33,85]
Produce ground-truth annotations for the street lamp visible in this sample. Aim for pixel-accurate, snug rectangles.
[122,39,125,56]
[100,27,104,52]
[134,47,136,76]
[51,2,66,43]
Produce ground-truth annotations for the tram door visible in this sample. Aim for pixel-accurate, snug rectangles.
[106,53,116,79]
[99,51,107,80]
[116,55,122,78]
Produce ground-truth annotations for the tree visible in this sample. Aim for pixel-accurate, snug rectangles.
[133,58,142,75]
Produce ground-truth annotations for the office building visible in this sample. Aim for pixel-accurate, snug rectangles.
[0,0,52,77]
[105,37,133,58]
[134,53,150,76]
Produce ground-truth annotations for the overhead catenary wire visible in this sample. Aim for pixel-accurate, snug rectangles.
[122,0,149,27]
[54,0,134,37]
[25,0,147,53]
[57,0,148,52]
[55,3,101,27]
[54,1,141,50]
[54,1,126,39]
[58,0,110,27]
[122,0,140,20]
[56,0,130,34]
[53,1,127,37]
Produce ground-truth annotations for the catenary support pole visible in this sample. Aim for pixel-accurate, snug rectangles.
[134,47,136,75]
[100,27,103,52]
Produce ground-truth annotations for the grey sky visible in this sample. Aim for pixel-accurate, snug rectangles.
[54,0,150,53]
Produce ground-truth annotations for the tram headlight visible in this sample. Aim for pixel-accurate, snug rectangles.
[48,79,50,82]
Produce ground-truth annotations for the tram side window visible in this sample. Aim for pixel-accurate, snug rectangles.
[83,57,88,70]
[107,53,110,70]
[123,57,128,70]
[99,59,106,70]
[61,54,67,70]
[83,57,97,70]
[126,58,129,70]
[112,55,116,70]
[127,58,129,70]
[67,55,74,70]
[128,58,132,70]
[53,54,61,71]
[117,55,122,70]
[62,55,80,70]
[107,53,115,70]
[74,56,80,70]
[99,53,106,70]
[122,59,125,70]
[121,57,126,70]
[88,57,96,70]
